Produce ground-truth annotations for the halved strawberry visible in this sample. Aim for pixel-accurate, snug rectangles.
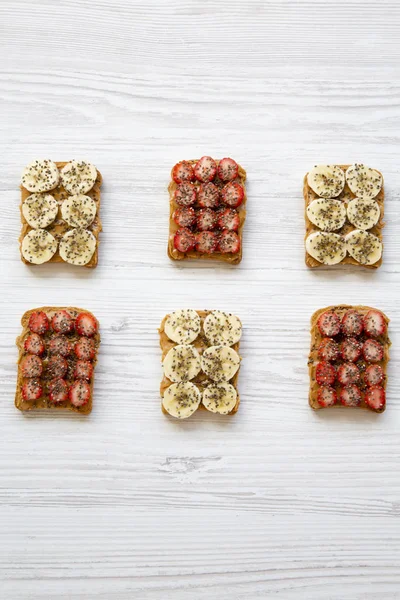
[173,206,196,228]
[365,386,386,411]
[221,182,244,208]
[217,208,240,231]
[75,313,98,337]
[217,157,239,181]
[196,208,217,231]
[340,384,362,407]
[74,360,93,381]
[337,362,360,385]
[51,310,74,334]
[75,337,95,361]
[174,228,195,253]
[193,156,217,182]
[340,337,362,362]
[174,182,196,207]
[48,378,69,403]
[24,333,45,356]
[363,310,386,338]
[195,231,218,254]
[28,311,49,335]
[197,183,220,208]
[218,230,240,254]
[317,311,341,337]
[46,355,68,379]
[362,339,384,363]
[69,380,91,407]
[172,161,194,184]
[315,361,336,386]
[48,335,72,356]
[21,354,43,378]
[364,364,384,387]
[21,379,42,401]
[317,338,340,362]
[317,385,337,407]
[341,309,363,337]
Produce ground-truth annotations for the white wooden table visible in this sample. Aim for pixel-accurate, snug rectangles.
[1,1,399,598]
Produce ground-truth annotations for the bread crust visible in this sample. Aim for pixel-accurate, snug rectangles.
[19,162,102,269]
[304,165,384,269]
[168,160,246,264]
[158,310,241,416]
[15,306,100,415]
[309,305,390,412]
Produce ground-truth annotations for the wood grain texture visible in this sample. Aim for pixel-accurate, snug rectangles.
[0,1,400,598]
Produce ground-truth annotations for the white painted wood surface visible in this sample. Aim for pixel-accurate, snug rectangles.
[1,1,400,598]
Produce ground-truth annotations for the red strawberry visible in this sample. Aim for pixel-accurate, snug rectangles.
[341,309,363,336]
[317,385,337,407]
[217,208,240,231]
[196,208,217,231]
[24,333,45,356]
[48,378,69,403]
[48,335,72,356]
[75,337,95,361]
[195,231,218,254]
[51,310,74,334]
[69,380,91,407]
[362,339,384,363]
[364,364,384,387]
[340,385,362,407]
[28,311,49,335]
[317,338,340,362]
[174,182,196,207]
[47,355,68,379]
[340,337,362,362]
[365,386,386,411]
[174,228,195,253]
[337,362,360,385]
[74,360,93,381]
[172,161,194,184]
[221,182,244,208]
[315,361,336,386]
[197,183,220,208]
[194,156,217,182]
[173,206,196,228]
[317,311,341,337]
[363,310,386,337]
[21,379,42,401]
[21,355,43,378]
[217,157,239,181]
[218,230,241,254]
[75,313,98,337]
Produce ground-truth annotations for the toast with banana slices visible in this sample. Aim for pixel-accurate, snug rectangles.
[19,160,102,268]
[304,164,384,269]
[159,310,242,418]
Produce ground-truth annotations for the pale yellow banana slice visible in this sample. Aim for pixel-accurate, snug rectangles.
[306,231,346,265]
[59,228,96,265]
[163,344,201,382]
[347,198,380,230]
[162,382,201,419]
[307,165,345,198]
[203,311,242,346]
[306,198,346,231]
[201,346,240,383]
[21,229,57,264]
[22,194,58,229]
[345,164,382,199]
[202,382,237,414]
[21,159,59,193]
[61,194,97,228]
[345,230,382,265]
[164,309,201,344]
[60,161,97,194]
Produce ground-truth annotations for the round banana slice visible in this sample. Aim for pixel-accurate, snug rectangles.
[307,165,345,198]
[346,164,382,199]
[203,311,242,346]
[21,159,59,193]
[201,346,240,383]
[162,382,201,419]
[163,344,201,382]
[59,228,96,266]
[60,161,97,194]
[164,309,201,344]
[202,382,237,414]
[305,231,346,265]
[347,198,380,230]
[61,194,97,228]
[22,194,58,229]
[306,198,346,232]
[21,229,57,264]
[345,229,382,265]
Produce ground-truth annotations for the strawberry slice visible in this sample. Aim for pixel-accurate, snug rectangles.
[172,161,194,184]
[365,386,386,411]
[317,311,341,337]
[48,378,69,403]
[341,309,363,336]
[47,355,68,379]
[75,337,95,361]
[317,385,337,407]
[362,339,384,363]
[21,379,42,401]
[315,361,336,386]
[24,333,45,356]
[195,231,218,254]
[173,206,196,228]
[21,355,43,378]
[196,208,217,231]
[174,182,196,207]
[317,338,340,361]
[218,230,240,254]
[48,335,72,356]
[221,182,244,208]
[194,156,217,182]
[74,360,93,381]
[197,183,220,208]
[174,228,195,253]
[337,362,360,385]
[340,385,362,407]
[217,157,239,181]
[364,364,384,387]
[217,208,240,231]
[69,380,91,407]
[340,337,362,362]
[363,310,386,337]
[75,313,98,337]
[28,311,49,335]
[51,310,74,334]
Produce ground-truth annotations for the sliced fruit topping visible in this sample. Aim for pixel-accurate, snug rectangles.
[363,310,386,337]
[305,231,346,265]
[163,344,201,382]
[21,159,59,193]
[21,229,58,264]
[173,206,196,228]
[22,194,58,229]
[347,198,380,230]
[201,346,240,383]
[194,156,217,182]
[48,378,69,403]
[218,230,240,254]
[164,309,201,345]
[306,198,346,232]
[337,362,360,385]
[221,182,244,208]
[315,361,336,386]
[59,228,96,266]
[48,335,72,357]
[28,311,49,334]
[217,158,239,182]
[69,380,91,407]
[174,228,196,253]
[202,382,237,414]
[317,385,337,407]
[174,182,197,207]
[217,208,240,231]
[47,355,68,379]
[345,230,382,265]
[21,379,43,401]
[364,364,384,387]
[172,161,194,184]
[61,194,97,228]
[195,231,218,254]
[364,386,386,411]
[345,164,382,199]
[74,360,93,381]
[51,310,74,334]
[24,333,45,356]
[204,311,242,346]
[362,339,384,363]
[307,165,345,198]
[317,311,341,337]
[21,355,43,378]
[340,384,362,407]
[340,338,362,362]
[60,160,97,195]
[341,309,363,336]
[75,337,96,361]
[75,312,98,337]
[317,338,340,361]
[162,381,201,419]
[197,182,220,208]
[196,208,217,231]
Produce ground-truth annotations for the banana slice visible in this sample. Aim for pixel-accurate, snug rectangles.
[204,311,242,346]
[162,382,201,419]
[306,198,346,232]
[346,164,382,199]
[306,231,346,265]
[307,165,345,198]
[22,194,58,229]
[21,229,57,264]
[347,198,380,230]
[345,230,382,265]
[202,382,237,414]
[163,344,201,382]
[61,194,97,228]
[60,161,97,194]
[164,309,201,344]
[21,159,59,193]
[59,228,96,266]
[201,346,240,383]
